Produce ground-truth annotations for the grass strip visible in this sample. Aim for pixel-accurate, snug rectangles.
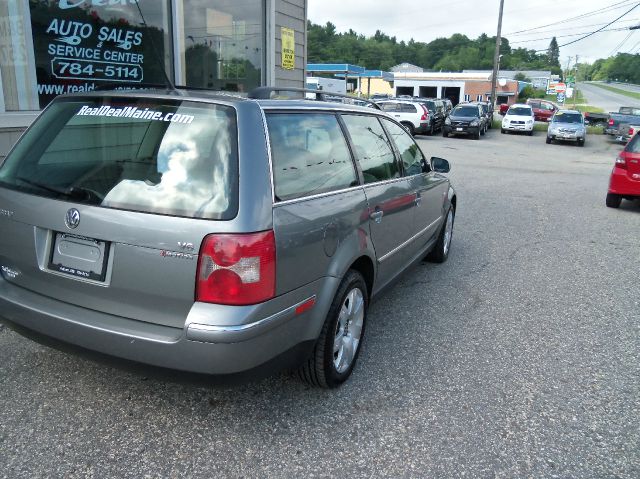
[589,83,640,101]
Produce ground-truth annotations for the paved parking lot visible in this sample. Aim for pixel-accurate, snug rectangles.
[1,129,639,478]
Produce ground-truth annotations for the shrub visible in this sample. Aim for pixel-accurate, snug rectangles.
[518,86,546,101]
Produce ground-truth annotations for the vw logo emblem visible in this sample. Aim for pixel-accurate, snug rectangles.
[65,208,80,229]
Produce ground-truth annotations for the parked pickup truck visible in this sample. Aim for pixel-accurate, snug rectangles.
[584,111,609,126]
[614,122,640,143]
[605,106,640,135]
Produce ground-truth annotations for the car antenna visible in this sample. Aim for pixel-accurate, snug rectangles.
[134,1,177,93]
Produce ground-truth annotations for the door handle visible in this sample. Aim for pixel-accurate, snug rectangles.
[415,193,422,207]
[370,209,383,224]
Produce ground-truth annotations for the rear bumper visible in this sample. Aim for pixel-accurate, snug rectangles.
[0,275,338,375]
[502,123,534,132]
[608,166,640,197]
[415,122,430,134]
[444,126,479,136]
[548,133,584,143]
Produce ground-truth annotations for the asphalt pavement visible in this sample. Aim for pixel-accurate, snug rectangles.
[1,130,639,478]
[579,82,639,113]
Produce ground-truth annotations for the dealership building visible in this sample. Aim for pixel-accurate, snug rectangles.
[0,0,307,159]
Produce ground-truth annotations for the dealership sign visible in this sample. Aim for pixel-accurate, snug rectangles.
[29,0,166,107]
[546,81,566,95]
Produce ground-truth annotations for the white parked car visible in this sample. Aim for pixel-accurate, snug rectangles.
[376,100,431,136]
[501,104,535,136]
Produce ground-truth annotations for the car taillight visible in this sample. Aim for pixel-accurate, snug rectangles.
[196,231,275,305]
[615,153,627,170]
[420,105,429,121]
[608,118,614,126]
[629,127,635,136]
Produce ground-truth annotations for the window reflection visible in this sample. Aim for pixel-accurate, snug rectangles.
[180,0,263,92]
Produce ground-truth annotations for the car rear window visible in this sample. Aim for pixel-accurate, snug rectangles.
[619,107,640,116]
[0,97,238,220]
[625,132,640,153]
[507,107,532,116]
[553,112,582,123]
[452,106,479,117]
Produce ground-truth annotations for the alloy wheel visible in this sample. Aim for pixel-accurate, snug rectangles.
[333,287,365,373]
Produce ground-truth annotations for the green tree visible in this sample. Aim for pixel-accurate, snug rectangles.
[547,37,560,68]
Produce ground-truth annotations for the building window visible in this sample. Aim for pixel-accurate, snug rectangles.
[464,94,471,102]
[1,1,38,111]
[476,94,483,101]
[178,0,264,92]
[29,0,173,109]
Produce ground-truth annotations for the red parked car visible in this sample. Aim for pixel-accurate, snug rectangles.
[526,99,559,122]
[606,131,640,208]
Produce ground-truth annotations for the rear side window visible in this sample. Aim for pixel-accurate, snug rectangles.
[379,102,400,112]
[266,113,357,201]
[401,103,417,113]
[342,115,400,184]
[0,98,238,219]
[383,119,424,176]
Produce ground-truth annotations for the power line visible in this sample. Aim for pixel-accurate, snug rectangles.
[559,2,640,47]
[609,31,635,55]
[627,38,640,51]
[540,2,640,51]
[510,27,629,44]
[507,17,640,37]
[504,0,637,35]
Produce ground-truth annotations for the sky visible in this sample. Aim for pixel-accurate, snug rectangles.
[307,0,640,67]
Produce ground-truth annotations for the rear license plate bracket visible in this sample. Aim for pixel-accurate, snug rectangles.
[48,232,110,281]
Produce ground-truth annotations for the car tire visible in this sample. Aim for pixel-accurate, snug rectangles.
[427,206,455,263]
[401,122,414,137]
[298,270,368,388]
[429,123,435,136]
[442,130,448,138]
[546,136,552,144]
[501,128,505,134]
[577,139,585,147]
[528,130,533,136]
[474,130,481,140]
[606,193,622,208]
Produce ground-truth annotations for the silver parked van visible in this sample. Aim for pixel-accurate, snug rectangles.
[0,88,456,388]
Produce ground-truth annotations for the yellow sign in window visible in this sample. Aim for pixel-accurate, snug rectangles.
[281,27,295,70]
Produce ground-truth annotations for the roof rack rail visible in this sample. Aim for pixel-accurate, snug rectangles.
[247,87,381,110]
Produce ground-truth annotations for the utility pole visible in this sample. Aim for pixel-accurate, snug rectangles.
[490,0,505,111]
[573,54,579,108]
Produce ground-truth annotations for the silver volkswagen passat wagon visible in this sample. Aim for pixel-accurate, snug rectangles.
[0,88,456,388]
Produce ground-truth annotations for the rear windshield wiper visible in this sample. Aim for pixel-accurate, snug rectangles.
[15,177,103,203]
[16,176,70,196]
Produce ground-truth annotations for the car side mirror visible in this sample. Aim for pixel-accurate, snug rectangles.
[431,157,450,173]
